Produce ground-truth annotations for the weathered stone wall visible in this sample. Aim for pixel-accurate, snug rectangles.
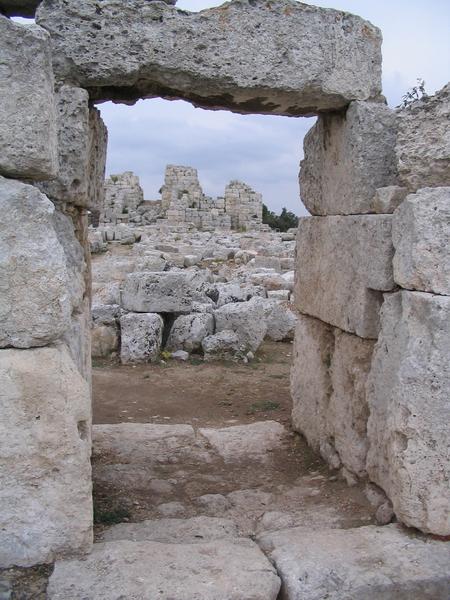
[0,16,107,567]
[292,84,450,535]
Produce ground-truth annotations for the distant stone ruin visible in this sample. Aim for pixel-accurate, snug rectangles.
[100,165,263,231]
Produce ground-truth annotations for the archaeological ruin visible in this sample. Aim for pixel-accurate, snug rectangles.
[0,0,449,597]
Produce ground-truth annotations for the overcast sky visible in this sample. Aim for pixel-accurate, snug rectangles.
[43,1,450,214]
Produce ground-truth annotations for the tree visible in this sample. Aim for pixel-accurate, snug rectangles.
[262,204,298,232]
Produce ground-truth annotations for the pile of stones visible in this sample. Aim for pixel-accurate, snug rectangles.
[90,225,298,363]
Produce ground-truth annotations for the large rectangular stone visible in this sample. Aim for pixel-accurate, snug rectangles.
[0,345,92,567]
[0,16,57,179]
[396,83,450,191]
[291,314,374,477]
[393,187,450,295]
[36,0,382,114]
[366,290,450,535]
[37,86,108,209]
[0,177,71,348]
[294,215,395,338]
[300,101,398,215]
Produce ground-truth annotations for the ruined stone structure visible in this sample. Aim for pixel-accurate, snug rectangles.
[1,0,449,594]
[100,165,263,231]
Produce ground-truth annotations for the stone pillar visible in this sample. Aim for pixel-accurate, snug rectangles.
[0,18,107,566]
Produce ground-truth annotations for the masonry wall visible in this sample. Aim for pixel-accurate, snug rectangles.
[292,84,450,535]
[0,15,107,567]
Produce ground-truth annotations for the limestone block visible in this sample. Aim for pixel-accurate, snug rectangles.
[36,0,381,114]
[258,525,450,599]
[92,304,121,326]
[202,330,243,361]
[92,324,119,358]
[0,16,57,179]
[215,282,266,307]
[265,301,297,342]
[371,185,408,213]
[328,330,375,478]
[166,313,214,353]
[300,101,398,215]
[396,83,450,191]
[366,291,450,535]
[393,187,450,295]
[120,312,163,364]
[0,345,92,568]
[0,177,71,348]
[215,297,267,352]
[295,215,395,338]
[47,538,280,600]
[291,315,334,456]
[291,315,375,477]
[37,86,108,209]
[121,271,209,313]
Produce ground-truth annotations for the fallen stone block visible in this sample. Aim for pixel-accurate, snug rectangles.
[120,312,163,364]
[36,0,381,114]
[393,187,450,295]
[215,297,268,351]
[0,16,57,179]
[202,330,244,361]
[295,215,395,338]
[121,271,209,313]
[366,290,450,535]
[258,524,450,599]
[300,100,397,215]
[265,300,297,341]
[47,538,281,600]
[91,324,119,358]
[0,345,92,568]
[0,177,71,348]
[166,312,214,353]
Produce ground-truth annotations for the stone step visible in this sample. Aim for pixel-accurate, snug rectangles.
[47,538,281,600]
[258,523,450,599]
[99,516,239,544]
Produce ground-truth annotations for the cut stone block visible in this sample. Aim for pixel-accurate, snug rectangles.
[166,312,214,353]
[366,291,450,535]
[300,101,398,215]
[258,524,450,600]
[120,312,163,364]
[0,16,57,179]
[393,187,450,295]
[121,271,209,313]
[37,86,108,209]
[202,330,243,361]
[214,297,268,351]
[36,0,381,114]
[295,215,395,338]
[291,315,374,477]
[47,539,281,600]
[396,82,450,191]
[0,177,71,348]
[0,345,92,568]
[92,324,119,358]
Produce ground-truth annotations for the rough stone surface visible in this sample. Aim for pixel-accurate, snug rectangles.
[100,516,239,544]
[265,301,297,341]
[166,313,214,353]
[0,16,57,179]
[259,524,450,600]
[36,0,382,115]
[199,421,286,463]
[295,215,394,338]
[120,312,163,364]
[366,291,450,535]
[396,83,450,191]
[0,177,71,348]
[37,86,108,209]
[202,330,243,361]
[371,185,408,213]
[121,271,209,313]
[215,297,268,351]
[291,315,375,477]
[92,324,119,358]
[300,101,398,215]
[47,538,281,600]
[0,346,92,568]
[393,187,450,295]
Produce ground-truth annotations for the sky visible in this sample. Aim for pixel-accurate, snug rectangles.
[15,1,450,215]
